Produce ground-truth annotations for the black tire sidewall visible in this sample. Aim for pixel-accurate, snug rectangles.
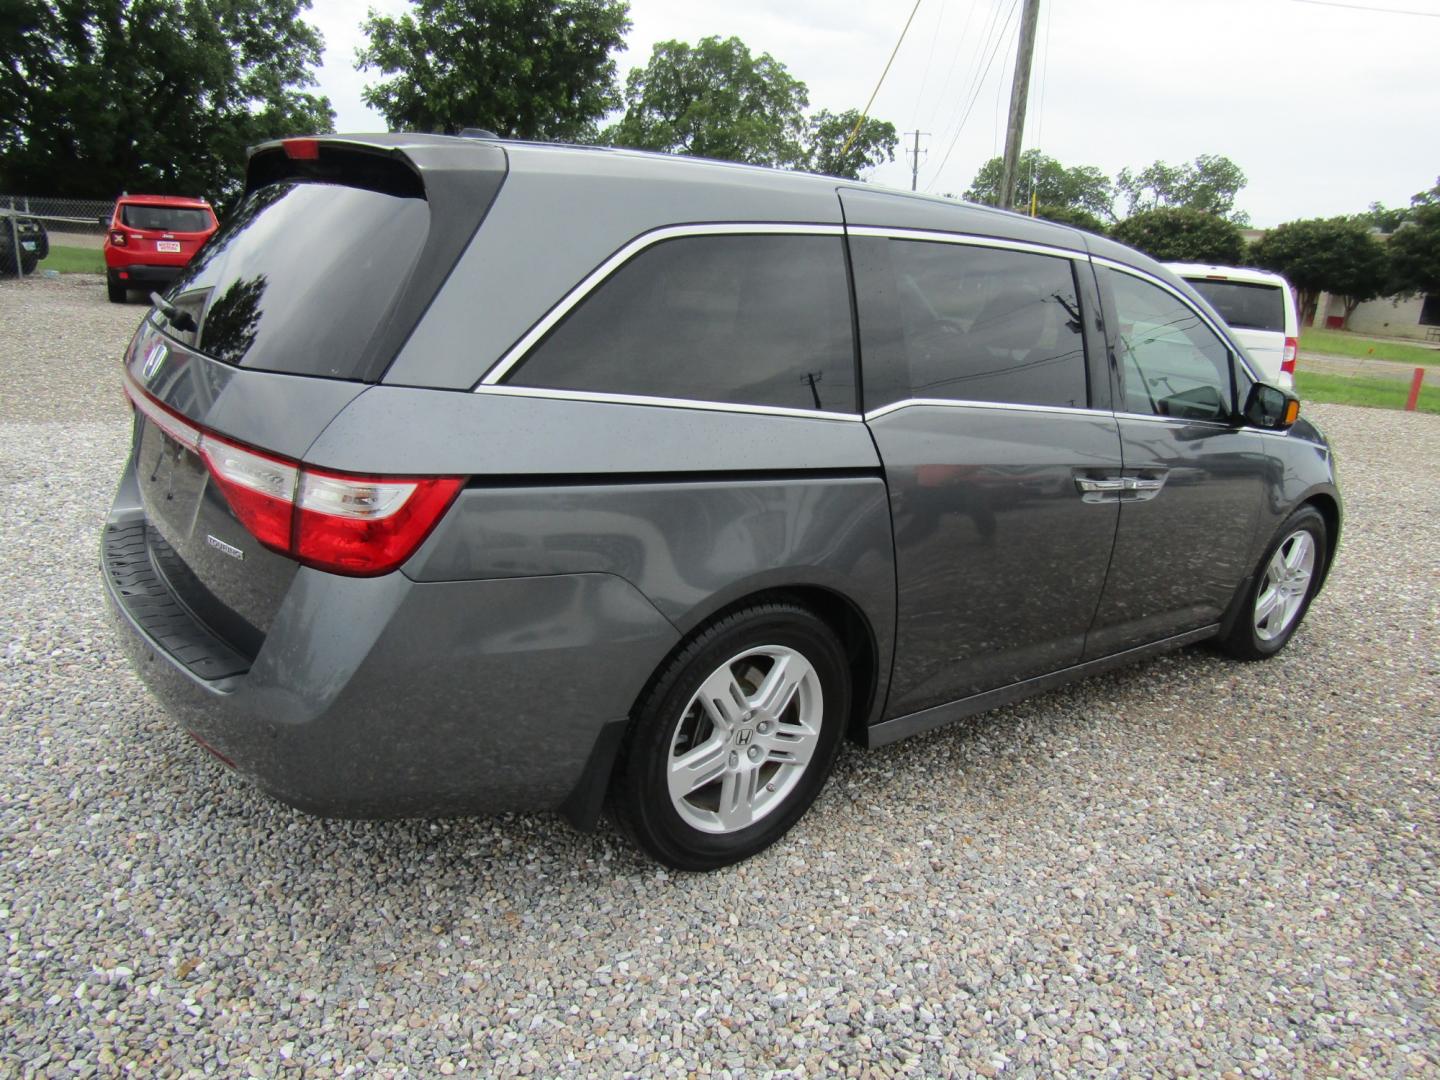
[1234,508,1327,658]
[619,604,850,871]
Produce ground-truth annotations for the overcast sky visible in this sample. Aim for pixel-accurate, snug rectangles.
[304,0,1440,227]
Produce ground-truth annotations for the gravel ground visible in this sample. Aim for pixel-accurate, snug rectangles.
[2,273,1437,1077]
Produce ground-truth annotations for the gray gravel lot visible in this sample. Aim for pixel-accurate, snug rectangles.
[2,273,1437,1077]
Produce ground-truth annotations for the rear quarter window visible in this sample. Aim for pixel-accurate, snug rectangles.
[504,234,857,414]
[1184,279,1287,333]
[159,181,429,380]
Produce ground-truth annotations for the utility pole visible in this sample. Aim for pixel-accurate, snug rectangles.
[997,0,1042,210]
[905,130,929,192]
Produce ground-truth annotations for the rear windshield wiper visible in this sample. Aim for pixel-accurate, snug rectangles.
[150,292,198,334]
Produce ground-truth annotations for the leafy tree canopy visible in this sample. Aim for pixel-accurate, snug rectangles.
[1352,200,1410,233]
[804,109,897,180]
[1388,177,1440,297]
[1251,216,1390,324]
[1109,207,1246,265]
[1115,154,1249,224]
[605,36,811,168]
[1,0,334,202]
[965,150,1113,221]
[357,0,630,140]
[1034,204,1106,233]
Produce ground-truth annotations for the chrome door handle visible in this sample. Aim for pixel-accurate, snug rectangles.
[1074,473,1168,502]
[1075,477,1126,493]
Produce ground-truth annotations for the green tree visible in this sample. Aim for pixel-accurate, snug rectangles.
[804,109,897,180]
[606,36,810,167]
[1251,216,1390,327]
[1034,204,1106,233]
[357,0,630,139]
[1388,178,1440,298]
[1352,200,1410,233]
[965,150,1113,220]
[1115,154,1249,224]
[1109,207,1246,265]
[0,0,334,202]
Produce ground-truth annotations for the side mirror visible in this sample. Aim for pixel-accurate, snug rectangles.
[1243,382,1300,431]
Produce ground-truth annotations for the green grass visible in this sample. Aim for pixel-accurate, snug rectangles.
[1295,371,1439,415]
[36,243,105,274]
[1300,326,1439,366]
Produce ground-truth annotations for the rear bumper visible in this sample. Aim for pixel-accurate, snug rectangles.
[102,506,679,819]
[107,263,185,286]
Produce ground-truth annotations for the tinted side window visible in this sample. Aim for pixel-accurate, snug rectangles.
[507,235,856,413]
[1104,268,1233,422]
[852,237,1088,410]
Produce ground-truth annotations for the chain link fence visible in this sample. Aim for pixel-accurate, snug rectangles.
[1,195,115,277]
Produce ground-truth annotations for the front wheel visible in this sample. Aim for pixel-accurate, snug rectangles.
[1216,506,1328,660]
[614,601,850,871]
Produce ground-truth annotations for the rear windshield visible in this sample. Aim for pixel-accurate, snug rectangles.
[1184,278,1287,333]
[159,181,429,379]
[121,205,213,232]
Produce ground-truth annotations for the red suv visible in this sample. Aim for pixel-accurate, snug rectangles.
[104,195,218,303]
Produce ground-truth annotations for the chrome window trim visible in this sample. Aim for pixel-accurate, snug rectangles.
[477,222,848,388]
[1114,409,1328,445]
[1090,255,1262,383]
[472,383,864,422]
[864,397,1103,423]
[847,225,1087,262]
[1111,410,1233,430]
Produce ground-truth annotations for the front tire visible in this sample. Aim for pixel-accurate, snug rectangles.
[1216,506,1327,660]
[614,601,850,871]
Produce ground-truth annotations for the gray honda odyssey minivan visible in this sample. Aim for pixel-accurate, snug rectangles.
[103,134,1341,869]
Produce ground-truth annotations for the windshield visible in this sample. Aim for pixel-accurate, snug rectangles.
[121,205,213,232]
[1186,279,1287,333]
[159,181,429,380]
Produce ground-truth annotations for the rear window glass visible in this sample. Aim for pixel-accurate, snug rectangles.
[1184,279,1286,333]
[506,234,856,413]
[160,181,429,379]
[121,205,213,232]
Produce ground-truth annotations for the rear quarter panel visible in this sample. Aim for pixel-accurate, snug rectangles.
[310,388,899,727]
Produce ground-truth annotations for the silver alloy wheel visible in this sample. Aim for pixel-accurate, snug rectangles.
[667,645,824,834]
[1253,529,1316,642]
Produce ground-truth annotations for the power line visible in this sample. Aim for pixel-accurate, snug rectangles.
[911,0,949,123]
[839,0,927,160]
[1290,0,1440,15]
[926,0,1022,191]
[938,0,1006,151]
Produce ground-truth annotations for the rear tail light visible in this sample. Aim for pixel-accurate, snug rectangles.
[124,374,463,575]
[1282,336,1298,375]
[109,230,127,246]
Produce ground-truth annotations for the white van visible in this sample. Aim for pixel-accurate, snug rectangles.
[1165,263,1299,389]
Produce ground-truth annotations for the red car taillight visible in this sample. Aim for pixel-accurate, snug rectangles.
[109,229,127,247]
[1281,336,1298,375]
[124,374,463,576]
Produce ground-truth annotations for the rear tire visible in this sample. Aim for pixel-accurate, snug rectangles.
[614,601,850,871]
[106,274,126,303]
[1215,506,1327,661]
